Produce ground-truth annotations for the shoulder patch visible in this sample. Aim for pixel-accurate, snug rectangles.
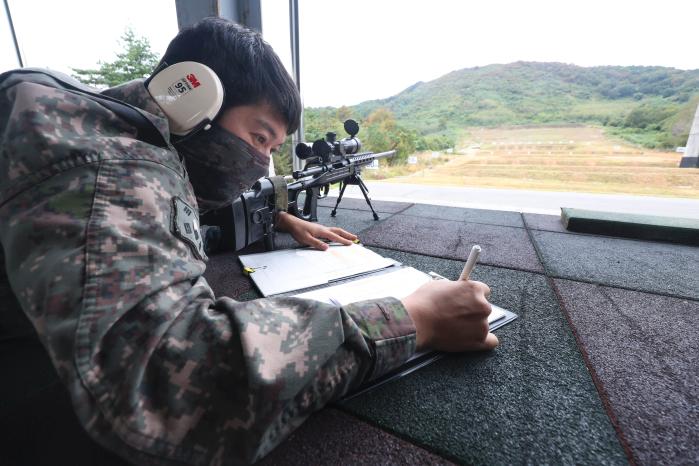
[171,197,207,261]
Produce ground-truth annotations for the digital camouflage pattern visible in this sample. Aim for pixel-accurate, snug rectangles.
[0,70,417,465]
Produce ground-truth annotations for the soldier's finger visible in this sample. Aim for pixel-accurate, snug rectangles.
[322,230,353,245]
[307,234,329,250]
[329,227,357,241]
[470,280,491,299]
[477,332,499,351]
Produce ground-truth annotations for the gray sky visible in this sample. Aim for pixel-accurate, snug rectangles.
[2,0,697,107]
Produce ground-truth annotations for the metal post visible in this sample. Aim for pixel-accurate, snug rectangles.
[234,0,262,33]
[3,0,23,67]
[680,102,699,168]
[289,0,304,172]
[175,0,261,31]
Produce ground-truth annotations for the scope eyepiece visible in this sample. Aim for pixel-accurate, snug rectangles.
[295,142,314,159]
[312,139,332,158]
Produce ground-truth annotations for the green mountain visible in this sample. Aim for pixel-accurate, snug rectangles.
[346,61,699,148]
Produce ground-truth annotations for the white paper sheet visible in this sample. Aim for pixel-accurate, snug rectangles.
[294,266,507,325]
[239,243,398,296]
[294,266,432,305]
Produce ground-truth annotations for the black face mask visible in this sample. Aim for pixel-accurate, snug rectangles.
[175,124,270,212]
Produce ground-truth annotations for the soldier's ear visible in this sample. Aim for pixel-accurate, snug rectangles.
[146,61,225,137]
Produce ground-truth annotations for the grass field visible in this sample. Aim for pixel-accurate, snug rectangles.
[364,126,699,198]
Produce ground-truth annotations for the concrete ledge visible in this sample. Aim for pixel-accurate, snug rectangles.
[679,156,698,168]
[561,207,699,245]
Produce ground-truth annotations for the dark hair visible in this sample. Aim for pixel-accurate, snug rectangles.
[159,17,301,134]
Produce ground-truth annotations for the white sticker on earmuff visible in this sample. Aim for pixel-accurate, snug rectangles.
[168,73,202,97]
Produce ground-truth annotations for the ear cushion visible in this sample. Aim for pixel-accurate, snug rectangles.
[147,61,224,136]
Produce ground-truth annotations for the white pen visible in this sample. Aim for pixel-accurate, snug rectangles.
[459,245,481,281]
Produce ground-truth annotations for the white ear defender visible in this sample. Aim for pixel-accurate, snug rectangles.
[146,61,225,136]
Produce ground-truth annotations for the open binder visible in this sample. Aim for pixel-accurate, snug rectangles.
[238,243,518,397]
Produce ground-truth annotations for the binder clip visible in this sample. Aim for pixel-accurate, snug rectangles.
[243,265,266,276]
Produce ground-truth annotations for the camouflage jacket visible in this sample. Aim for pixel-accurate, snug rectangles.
[0,69,417,465]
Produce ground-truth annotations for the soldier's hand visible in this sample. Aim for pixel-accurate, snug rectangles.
[402,279,499,352]
[276,212,357,250]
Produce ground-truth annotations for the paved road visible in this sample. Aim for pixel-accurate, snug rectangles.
[329,182,699,219]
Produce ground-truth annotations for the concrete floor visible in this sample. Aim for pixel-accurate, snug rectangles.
[329,181,699,219]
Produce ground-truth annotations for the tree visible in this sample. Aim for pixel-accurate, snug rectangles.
[303,108,344,142]
[273,140,293,176]
[335,105,353,123]
[363,108,417,165]
[72,29,159,88]
[623,103,676,130]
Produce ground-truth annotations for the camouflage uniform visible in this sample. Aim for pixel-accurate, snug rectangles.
[0,70,417,465]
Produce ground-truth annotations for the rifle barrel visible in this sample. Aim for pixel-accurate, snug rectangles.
[348,150,395,163]
[292,150,396,180]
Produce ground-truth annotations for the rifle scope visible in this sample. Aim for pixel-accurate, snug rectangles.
[295,119,362,160]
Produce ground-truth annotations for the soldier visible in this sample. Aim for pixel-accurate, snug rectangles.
[0,17,497,465]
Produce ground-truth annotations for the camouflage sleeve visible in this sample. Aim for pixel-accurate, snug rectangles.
[0,77,417,465]
[343,298,417,379]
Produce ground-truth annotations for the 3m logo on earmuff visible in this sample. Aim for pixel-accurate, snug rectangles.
[186,74,201,88]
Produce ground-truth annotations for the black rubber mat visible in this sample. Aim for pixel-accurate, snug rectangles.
[317,196,413,214]
[259,408,454,465]
[530,230,699,300]
[401,203,524,228]
[360,214,544,272]
[553,279,699,465]
[338,248,627,465]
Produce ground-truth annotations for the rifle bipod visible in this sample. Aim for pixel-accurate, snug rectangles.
[330,173,380,221]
